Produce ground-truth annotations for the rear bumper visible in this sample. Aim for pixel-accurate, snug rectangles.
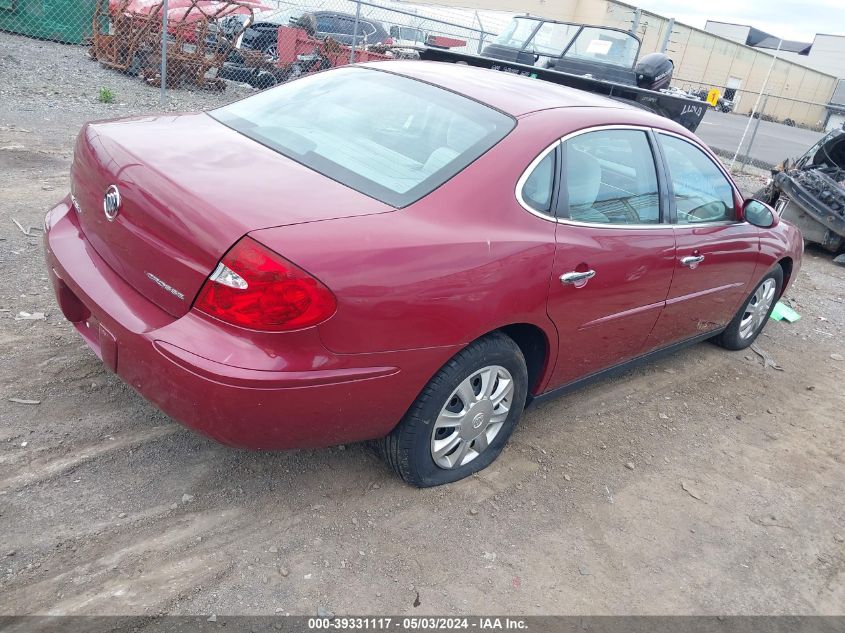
[44,197,450,449]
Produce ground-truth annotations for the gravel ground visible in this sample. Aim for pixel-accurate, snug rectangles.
[0,32,253,138]
[1,32,845,617]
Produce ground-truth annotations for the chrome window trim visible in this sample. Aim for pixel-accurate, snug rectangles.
[655,128,743,203]
[514,123,744,230]
[556,125,664,229]
[655,129,744,228]
[515,139,560,221]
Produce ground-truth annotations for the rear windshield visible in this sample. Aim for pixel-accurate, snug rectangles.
[211,67,515,207]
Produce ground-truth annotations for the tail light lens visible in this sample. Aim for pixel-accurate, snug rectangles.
[193,237,336,331]
[383,37,394,45]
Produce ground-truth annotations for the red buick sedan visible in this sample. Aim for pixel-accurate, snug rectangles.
[44,61,802,486]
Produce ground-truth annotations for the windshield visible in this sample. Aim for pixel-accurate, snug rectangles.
[211,67,514,208]
[494,17,639,68]
[395,26,425,42]
[563,26,639,68]
[494,17,541,48]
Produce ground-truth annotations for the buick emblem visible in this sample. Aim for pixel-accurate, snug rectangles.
[103,185,121,222]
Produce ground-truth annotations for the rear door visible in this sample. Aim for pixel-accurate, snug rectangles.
[543,127,676,388]
[645,132,758,348]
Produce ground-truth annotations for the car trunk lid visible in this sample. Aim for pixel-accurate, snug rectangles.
[71,113,392,318]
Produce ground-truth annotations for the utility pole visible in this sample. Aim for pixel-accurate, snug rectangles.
[660,17,674,53]
[349,0,363,64]
[730,38,783,171]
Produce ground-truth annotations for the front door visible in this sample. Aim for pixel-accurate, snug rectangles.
[647,132,759,348]
[544,127,676,388]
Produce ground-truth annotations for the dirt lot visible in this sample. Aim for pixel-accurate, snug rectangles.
[1,33,844,617]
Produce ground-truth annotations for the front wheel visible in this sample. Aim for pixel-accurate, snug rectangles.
[713,266,783,350]
[379,333,528,487]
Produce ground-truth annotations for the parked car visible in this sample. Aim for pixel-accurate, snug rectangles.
[388,25,426,47]
[240,9,390,58]
[387,26,467,50]
[44,62,802,487]
[755,126,844,252]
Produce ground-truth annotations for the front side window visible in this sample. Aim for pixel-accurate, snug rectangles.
[211,67,514,208]
[562,129,660,225]
[659,134,736,224]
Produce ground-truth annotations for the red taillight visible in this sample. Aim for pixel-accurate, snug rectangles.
[193,237,336,332]
[383,37,394,45]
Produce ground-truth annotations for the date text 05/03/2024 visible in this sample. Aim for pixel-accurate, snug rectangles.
[307,617,528,630]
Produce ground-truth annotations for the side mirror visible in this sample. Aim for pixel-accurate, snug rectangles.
[742,198,779,228]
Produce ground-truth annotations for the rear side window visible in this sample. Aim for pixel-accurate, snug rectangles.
[562,129,660,225]
[520,149,556,214]
[316,16,338,33]
[658,134,736,224]
[337,19,357,35]
[211,67,514,208]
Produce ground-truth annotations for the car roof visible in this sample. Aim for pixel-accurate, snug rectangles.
[361,60,666,120]
[255,9,372,25]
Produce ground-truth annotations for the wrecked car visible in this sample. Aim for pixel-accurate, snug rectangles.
[90,0,266,89]
[756,127,845,252]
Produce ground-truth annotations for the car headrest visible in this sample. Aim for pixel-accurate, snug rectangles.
[566,146,602,209]
[423,147,460,175]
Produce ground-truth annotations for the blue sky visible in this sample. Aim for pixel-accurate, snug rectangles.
[637,0,844,42]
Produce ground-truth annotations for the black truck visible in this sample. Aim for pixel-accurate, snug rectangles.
[420,16,708,133]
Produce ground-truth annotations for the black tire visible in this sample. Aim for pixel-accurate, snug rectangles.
[379,333,528,487]
[713,266,783,351]
[251,70,278,90]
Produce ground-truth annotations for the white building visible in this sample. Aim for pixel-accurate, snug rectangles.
[705,21,845,131]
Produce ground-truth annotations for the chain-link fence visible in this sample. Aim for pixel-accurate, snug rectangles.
[672,78,830,131]
[667,77,834,172]
[0,0,507,103]
[1,0,836,176]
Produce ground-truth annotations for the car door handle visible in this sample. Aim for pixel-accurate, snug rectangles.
[680,255,705,268]
[560,270,596,284]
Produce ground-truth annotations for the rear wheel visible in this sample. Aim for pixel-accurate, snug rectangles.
[262,43,278,61]
[713,266,783,350]
[251,70,278,90]
[379,333,528,487]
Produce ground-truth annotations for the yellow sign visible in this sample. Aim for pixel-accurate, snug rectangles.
[707,88,721,107]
